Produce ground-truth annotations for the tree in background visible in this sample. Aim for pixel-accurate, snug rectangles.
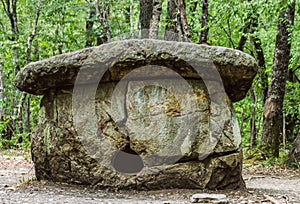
[261,1,296,158]
[85,0,96,47]
[164,0,178,41]
[149,0,162,39]
[139,0,153,38]
[199,0,208,44]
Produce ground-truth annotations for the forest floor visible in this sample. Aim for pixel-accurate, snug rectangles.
[0,149,300,204]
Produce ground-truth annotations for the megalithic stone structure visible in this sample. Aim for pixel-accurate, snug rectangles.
[16,39,257,190]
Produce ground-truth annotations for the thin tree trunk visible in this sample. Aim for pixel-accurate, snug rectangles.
[283,112,286,149]
[33,42,39,61]
[149,0,162,39]
[285,69,300,143]
[236,24,250,51]
[249,88,257,150]
[199,0,209,44]
[139,0,153,38]
[236,0,268,104]
[27,0,41,63]
[0,59,4,119]
[25,95,31,132]
[86,0,96,47]
[287,129,300,166]
[1,0,19,39]
[95,0,111,41]
[1,0,20,134]
[23,0,42,135]
[219,18,235,48]
[178,0,190,41]
[17,92,26,137]
[129,0,134,37]
[251,37,268,104]
[164,0,178,41]
[239,108,245,137]
[261,1,295,158]
[58,2,65,54]
[1,0,19,71]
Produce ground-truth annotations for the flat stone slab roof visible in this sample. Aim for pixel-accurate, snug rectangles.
[16,39,257,102]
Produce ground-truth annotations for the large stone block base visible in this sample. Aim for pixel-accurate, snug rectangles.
[31,80,245,190]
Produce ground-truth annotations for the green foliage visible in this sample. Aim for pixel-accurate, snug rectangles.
[284,81,300,134]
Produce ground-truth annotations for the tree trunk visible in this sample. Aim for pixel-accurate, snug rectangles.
[25,95,31,132]
[164,0,179,41]
[139,0,153,38]
[2,0,20,134]
[199,0,209,44]
[236,0,269,103]
[149,0,162,39]
[27,0,41,63]
[285,69,300,143]
[178,0,190,41]
[249,88,257,150]
[95,0,111,42]
[287,129,300,167]
[261,1,295,158]
[129,0,134,37]
[59,2,65,54]
[23,0,42,136]
[86,0,96,47]
[251,37,268,104]
[239,108,245,137]
[0,59,4,119]
[17,92,26,137]
[236,23,250,51]
[1,0,19,40]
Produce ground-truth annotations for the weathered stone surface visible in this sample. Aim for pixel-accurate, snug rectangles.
[190,193,228,203]
[30,80,244,190]
[16,39,257,190]
[16,39,257,102]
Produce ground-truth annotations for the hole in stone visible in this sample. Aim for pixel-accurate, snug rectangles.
[111,146,144,174]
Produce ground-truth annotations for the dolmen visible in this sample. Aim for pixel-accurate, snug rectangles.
[16,39,257,190]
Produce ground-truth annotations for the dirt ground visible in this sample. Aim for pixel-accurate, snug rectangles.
[1,149,300,204]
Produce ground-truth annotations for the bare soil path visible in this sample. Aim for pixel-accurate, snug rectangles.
[1,149,300,203]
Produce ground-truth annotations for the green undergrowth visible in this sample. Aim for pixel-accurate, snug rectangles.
[243,146,299,169]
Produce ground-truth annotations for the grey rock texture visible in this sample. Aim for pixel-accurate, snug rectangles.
[16,39,257,102]
[16,39,257,190]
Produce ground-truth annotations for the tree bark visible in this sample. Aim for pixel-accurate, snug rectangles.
[261,1,295,158]
[23,0,42,135]
[59,2,65,54]
[27,0,41,63]
[149,0,162,39]
[249,88,257,150]
[95,0,111,42]
[251,36,268,104]
[164,0,179,41]
[139,0,153,38]
[178,0,190,41]
[1,0,18,39]
[1,0,19,72]
[86,0,96,47]
[1,0,20,134]
[24,95,30,133]
[17,92,26,137]
[236,0,269,103]
[236,24,250,51]
[0,59,4,119]
[287,129,300,167]
[129,0,134,37]
[199,0,209,44]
